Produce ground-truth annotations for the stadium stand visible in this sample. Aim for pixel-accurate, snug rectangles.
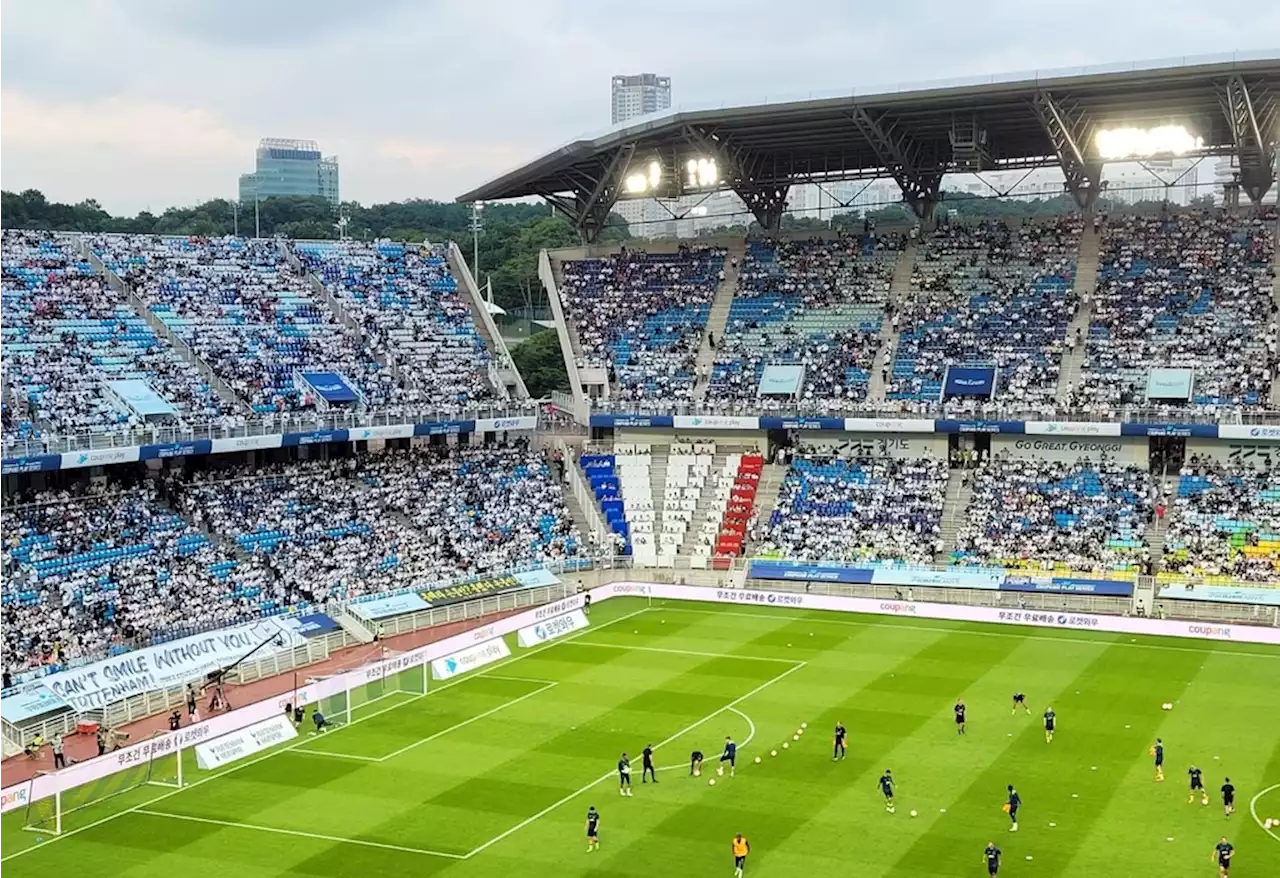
[759,453,948,565]
[889,217,1081,412]
[706,234,901,408]
[559,246,727,401]
[2,231,234,439]
[293,239,498,408]
[2,445,580,672]
[1070,211,1276,411]
[91,234,403,413]
[1163,456,1280,581]
[951,457,1155,573]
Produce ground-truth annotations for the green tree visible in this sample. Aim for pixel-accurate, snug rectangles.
[509,328,570,397]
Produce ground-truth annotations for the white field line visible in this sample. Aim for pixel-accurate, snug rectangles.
[654,606,1280,659]
[481,674,560,685]
[559,640,798,663]
[464,659,805,859]
[132,808,466,859]
[1249,782,1280,842]
[0,606,652,864]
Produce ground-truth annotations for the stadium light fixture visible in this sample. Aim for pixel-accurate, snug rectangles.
[625,160,664,195]
[685,157,719,189]
[1094,125,1204,160]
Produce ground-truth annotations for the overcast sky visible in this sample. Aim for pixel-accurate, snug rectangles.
[2,0,1275,215]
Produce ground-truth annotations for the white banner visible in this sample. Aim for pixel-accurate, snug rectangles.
[41,617,307,712]
[991,435,1147,467]
[843,418,935,433]
[350,424,415,442]
[210,434,284,453]
[597,583,1280,645]
[431,638,511,680]
[1024,421,1123,437]
[517,610,589,647]
[672,415,760,430]
[60,446,141,469]
[195,714,298,770]
[475,416,538,432]
[1216,425,1280,442]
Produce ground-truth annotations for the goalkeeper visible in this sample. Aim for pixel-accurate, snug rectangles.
[312,708,330,734]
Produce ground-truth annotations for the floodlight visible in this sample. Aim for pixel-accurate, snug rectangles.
[1095,125,1203,160]
[625,173,650,194]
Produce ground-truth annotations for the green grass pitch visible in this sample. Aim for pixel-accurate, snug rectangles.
[3,597,1278,877]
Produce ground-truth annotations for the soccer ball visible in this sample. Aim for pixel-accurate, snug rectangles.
[709,778,716,786]
[910,810,918,818]
[801,722,808,729]
[793,734,799,741]
[718,766,724,776]
[1264,818,1273,830]
[755,756,761,763]
[771,749,778,757]
[783,742,790,749]
[797,729,804,736]
[1161,702,1173,710]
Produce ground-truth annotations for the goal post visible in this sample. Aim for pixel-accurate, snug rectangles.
[22,730,183,836]
[305,648,428,729]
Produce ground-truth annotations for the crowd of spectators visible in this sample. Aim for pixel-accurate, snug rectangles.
[759,452,948,565]
[2,231,234,440]
[1070,211,1276,411]
[2,444,580,673]
[890,217,1081,411]
[294,240,499,409]
[92,234,406,413]
[952,456,1154,573]
[560,245,726,401]
[1163,455,1280,580]
[707,235,899,407]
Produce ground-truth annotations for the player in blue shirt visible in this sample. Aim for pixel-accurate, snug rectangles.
[879,769,895,814]
[618,752,632,796]
[312,709,328,734]
[1221,778,1235,817]
[1212,837,1233,876]
[1152,738,1165,782]
[1006,784,1021,832]
[983,842,1002,876]
[719,736,737,777]
[833,722,847,760]
[1043,706,1056,744]
[585,806,600,851]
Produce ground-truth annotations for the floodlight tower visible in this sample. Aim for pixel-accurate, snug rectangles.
[470,201,485,279]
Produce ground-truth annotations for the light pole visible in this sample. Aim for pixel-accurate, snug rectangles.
[232,201,239,236]
[470,201,485,279]
[254,194,261,239]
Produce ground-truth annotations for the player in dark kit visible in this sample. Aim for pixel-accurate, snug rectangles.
[719,736,737,777]
[879,769,895,813]
[1006,785,1021,832]
[642,744,658,783]
[582,592,592,616]
[1188,766,1208,805]
[1151,738,1165,781]
[690,749,704,776]
[618,752,632,796]
[585,806,600,852]
[955,700,967,735]
[1221,778,1235,816]
[1212,837,1234,876]
[1043,706,1056,744]
[1012,693,1030,715]
[833,722,847,760]
[983,842,1002,876]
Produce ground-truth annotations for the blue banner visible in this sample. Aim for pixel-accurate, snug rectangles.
[748,560,875,583]
[414,420,475,436]
[758,416,845,431]
[350,593,432,620]
[108,379,178,417]
[1120,423,1219,438]
[935,420,1025,434]
[1157,585,1280,606]
[139,440,213,461]
[1001,575,1134,596]
[589,415,676,428]
[284,613,342,637]
[944,365,997,398]
[0,683,70,723]
[282,429,350,447]
[1,454,62,475]
[301,372,359,404]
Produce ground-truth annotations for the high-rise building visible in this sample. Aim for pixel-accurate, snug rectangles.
[611,74,672,235]
[611,74,672,126]
[238,138,339,206]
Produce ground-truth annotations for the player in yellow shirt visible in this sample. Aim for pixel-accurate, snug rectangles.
[732,833,750,877]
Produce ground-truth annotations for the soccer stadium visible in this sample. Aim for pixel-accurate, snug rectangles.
[3,52,1280,878]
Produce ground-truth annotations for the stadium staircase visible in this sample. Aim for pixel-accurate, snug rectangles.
[742,461,787,554]
[79,240,244,412]
[867,240,917,402]
[935,467,974,563]
[446,242,526,399]
[693,241,745,398]
[1272,231,1280,408]
[1147,474,1178,573]
[1055,220,1101,404]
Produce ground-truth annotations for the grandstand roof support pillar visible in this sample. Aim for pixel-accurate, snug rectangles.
[1032,91,1103,213]
[680,125,791,230]
[848,106,944,223]
[1218,75,1277,206]
[736,182,790,231]
[540,143,637,243]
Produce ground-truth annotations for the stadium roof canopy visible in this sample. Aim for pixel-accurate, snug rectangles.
[458,53,1280,241]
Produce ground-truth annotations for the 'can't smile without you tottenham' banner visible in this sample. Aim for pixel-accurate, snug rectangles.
[41,618,308,712]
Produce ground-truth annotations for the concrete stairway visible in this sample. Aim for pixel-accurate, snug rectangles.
[867,241,917,402]
[1147,474,1178,573]
[934,468,974,564]
[446,242,526,399]
[80,244,244,412]
[1055,222,1101,405]
[749,462,788,541]
[1272,225,1280,408]
[693,242,745,398]
[676,450,736,556]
